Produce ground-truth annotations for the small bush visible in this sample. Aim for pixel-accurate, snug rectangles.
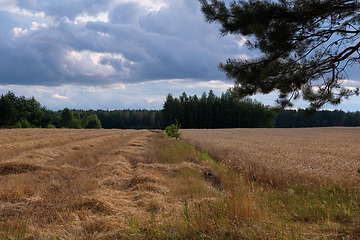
[165,121,181,139]
[18,120,32,128]
[46,124,56,129]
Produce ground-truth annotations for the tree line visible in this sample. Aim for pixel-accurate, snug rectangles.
[275,110,360,128]
[0,92,102,129]
[0,92,161,129]
[162,91,360,129]
[161,90,277,128]
[2,91,360,129]
[95,109,161,129]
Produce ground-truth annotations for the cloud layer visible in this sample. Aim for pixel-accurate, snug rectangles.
[0,0,246,86]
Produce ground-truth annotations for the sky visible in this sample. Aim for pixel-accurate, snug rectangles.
[0,0,360,111]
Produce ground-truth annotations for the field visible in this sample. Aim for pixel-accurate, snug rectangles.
[0,128,359,239]
[0,129,166,238]
[181,127,360,186]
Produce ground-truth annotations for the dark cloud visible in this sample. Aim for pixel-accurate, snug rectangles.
[108,2,140,24]
[0,0,246,86]
[0,11,15,38]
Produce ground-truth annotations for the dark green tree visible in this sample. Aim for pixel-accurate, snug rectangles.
[0,92,21,127]
[23,97,44,127]
[85,114,102,129]
[200,0,360,110]
[61,108,73,128]
[0,92,46,128]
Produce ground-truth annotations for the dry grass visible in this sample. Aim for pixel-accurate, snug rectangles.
[0,129,262,239]
[0,129,163,239]
[181,128,360,186]
[180,128,360,239]
[1,128,359,239]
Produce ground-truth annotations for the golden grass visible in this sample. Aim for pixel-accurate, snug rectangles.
[181,128,360,186]
[0,129,157,239]
[0,128,359,239]
[180,128,360,239]
[0,129,260,239]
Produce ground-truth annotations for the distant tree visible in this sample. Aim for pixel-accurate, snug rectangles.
[200,0,360,111]
[85,114,102,129]
[70,111,84,129]
[40,109,61,128]
[61,108,73,128]
[23,97,44,127]
[199,92,208,128]
[162,94,178,128]
[0,92,45,128]
[0,92,21,127]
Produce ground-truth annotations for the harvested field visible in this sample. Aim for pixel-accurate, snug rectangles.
[181,127,360,186]
[1,128,360,239]
[2,129,247,239]
[0,129,176,238]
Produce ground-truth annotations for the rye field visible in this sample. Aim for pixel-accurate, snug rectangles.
[0,128,359,239]
[181,128,360,186]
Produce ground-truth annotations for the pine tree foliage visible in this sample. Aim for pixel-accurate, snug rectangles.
[200,0,360,110]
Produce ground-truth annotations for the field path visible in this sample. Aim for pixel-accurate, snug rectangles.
[0,129,168,236]
[181,128,360,186]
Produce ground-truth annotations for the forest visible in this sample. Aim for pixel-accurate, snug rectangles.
[1,91,360,129]
[0,92,101,129]
[161,90,276,128]
[275,109,360,128]
[0,92,162,129]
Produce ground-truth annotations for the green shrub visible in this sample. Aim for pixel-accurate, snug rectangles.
[46,124,56,129]
[17,120,32,128]
[165,121,181,139]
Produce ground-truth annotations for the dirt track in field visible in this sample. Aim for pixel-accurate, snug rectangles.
[0,129,171,237]
[181,128,360,186]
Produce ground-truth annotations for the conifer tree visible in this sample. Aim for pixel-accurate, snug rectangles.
[200,0,360,110]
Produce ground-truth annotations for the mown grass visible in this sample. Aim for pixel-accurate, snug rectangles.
[110,136,260,239]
